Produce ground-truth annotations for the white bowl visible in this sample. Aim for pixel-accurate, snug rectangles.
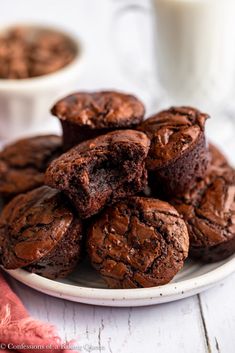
[0,24,85,142]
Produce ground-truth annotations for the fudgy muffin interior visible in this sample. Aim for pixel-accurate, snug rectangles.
[47,139,148,218]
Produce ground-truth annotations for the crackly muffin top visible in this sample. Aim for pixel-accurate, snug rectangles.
[0,186,76,269]
[51,91,145,128]
[87,197,189,288]
[0,135,62,198]
[171,143,235,250]
[138,106,209,170]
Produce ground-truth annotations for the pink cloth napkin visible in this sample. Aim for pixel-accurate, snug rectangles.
[0,272,79,353]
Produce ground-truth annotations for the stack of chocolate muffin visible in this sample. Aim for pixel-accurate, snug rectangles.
[0,91,234,289]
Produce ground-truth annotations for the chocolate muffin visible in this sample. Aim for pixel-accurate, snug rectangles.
[209,142,228,168]
[138,107,209,198]
[45,130,150,219]
[0,186,83,279]
[171,145,235,262]
[87,197,189,288]
[0,135,62,200]
[51,91,145,150]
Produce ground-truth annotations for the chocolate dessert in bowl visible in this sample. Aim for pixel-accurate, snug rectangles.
[0,24,84,141]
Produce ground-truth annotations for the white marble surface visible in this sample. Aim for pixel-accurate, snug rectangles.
[1,0,235,352]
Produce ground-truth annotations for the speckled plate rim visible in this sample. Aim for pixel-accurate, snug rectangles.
[3,254,235,306]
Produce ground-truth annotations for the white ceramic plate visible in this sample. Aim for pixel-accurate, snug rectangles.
[4,255,235,307]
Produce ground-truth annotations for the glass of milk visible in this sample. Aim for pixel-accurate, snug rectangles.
[113,0,235,110]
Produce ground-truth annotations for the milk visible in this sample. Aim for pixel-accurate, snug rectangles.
[153,0,235,108]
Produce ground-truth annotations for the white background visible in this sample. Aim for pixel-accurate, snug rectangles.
[2,0,235,352]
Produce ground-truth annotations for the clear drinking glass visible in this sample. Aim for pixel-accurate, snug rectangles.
[113,0,235,113]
